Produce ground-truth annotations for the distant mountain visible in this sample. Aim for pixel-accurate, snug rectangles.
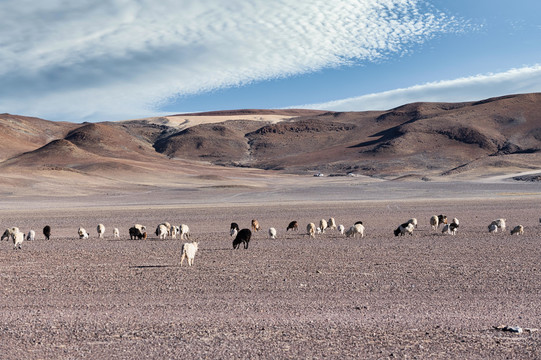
[1,94,541,188]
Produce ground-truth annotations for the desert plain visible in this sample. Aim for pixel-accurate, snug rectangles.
[1,175,541,359]
[2,95,541,358]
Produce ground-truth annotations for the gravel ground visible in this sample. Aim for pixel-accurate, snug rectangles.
[1,198,541,359]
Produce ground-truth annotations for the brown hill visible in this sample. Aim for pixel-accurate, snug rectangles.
[0,113,77,161]
[1,94,541,190]
[152,94,541,177]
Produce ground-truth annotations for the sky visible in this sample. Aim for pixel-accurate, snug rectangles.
[1,0,540,122]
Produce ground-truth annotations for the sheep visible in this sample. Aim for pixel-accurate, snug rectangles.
[319,219,328,233]
[96,224,105,238]
[394,222,414,236]
[327,217,337,231]
[407,218,418,228]
[78,227,89,239]
[251,219,261,232]
[268,227,277,239]
[307,223,316,238]
[179,224,190,240]
[26,230,35,241]
[490,218,506,231]
[129,226,145,240]
[180,241,199,266]
[43,225,51,240]
[113,228,120,238]
[233,229,252,249]
[155,224,168,239]
[510,225,524,235]
[286,221,298,232]
[488,223,498,233]
[346,223,365,238]
[452,218,459,226]
[230,222,239,237]
[338,224,345,235]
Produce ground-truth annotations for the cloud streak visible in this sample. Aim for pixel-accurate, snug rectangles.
[299,65,541,111]
[0,0,460,121]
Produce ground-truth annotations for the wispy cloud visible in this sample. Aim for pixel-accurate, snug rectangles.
[299,65,541,111]
[0,0,460,121]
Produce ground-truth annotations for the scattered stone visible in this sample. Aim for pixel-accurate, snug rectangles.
[494,325,523,333]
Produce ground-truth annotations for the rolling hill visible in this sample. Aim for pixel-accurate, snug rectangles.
[1,93,541,196]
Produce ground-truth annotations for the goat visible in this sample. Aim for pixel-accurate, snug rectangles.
[180,241,199,266]
[251,219,261,232]
[233,229,252,249]
[286,221,298,232]
[43,225,51,240]
[394,222,414,236]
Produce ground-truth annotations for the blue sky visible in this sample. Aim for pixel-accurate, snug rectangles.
[1,0,540,122]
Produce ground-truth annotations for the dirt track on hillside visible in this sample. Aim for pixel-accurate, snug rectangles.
[1,198,541,359]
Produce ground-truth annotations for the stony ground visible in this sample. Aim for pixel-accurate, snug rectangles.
[1,198,541,359]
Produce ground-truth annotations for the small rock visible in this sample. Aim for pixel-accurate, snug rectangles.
[495,325,523,333]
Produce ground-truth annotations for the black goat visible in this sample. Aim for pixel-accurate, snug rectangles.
[233,229,251,249]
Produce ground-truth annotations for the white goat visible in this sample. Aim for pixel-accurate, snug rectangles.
[268,227,277,239]
[170,226,178,239]
[430,215,439,231]
[307,223,316,238]
[327,217,337,231]
[12,232,24,249]
[78,227,89,239]
[490,218,506,231]
[97,224,105,238]
[407,218,418,228]
[319,219,328,233]
[180,241,199,266]
[179,224,190,240]
[2,228,24,249]
[345,223,365,238]
[338,224,345,235]
[26,230,35,241]
[1,227,19,241]
[155,224,168,239]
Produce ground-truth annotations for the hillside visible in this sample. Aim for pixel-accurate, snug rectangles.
[1,94,541,196]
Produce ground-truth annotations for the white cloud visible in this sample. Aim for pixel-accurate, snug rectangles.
[299,65,541,111]
[0,0,458,121]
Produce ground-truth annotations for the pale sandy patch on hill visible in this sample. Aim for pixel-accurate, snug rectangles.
[139,114,295,131]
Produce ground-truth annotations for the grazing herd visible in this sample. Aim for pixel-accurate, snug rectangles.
[0,215,532,271]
